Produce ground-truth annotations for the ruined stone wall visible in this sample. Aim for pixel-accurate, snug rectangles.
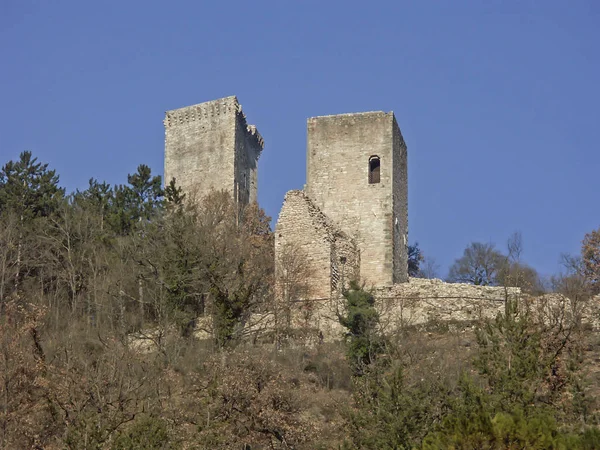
[240,278,526,342]
[235,114,263,205]
[374,278,519,333]
[164,96,263,204]
[300,278,521,341]
[305,111,406,287]
[275,190,359,300]
[289,281,600,342]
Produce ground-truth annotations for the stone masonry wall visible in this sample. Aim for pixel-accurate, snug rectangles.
[164,96,263,204]
[235,112,263,205]
[277,280,600,343]
[375,278,519,333]
[298,278,522,341]
[239,278,525,342]
[275,190,359,300]
[305,112,406,287]
[392,116,409,283]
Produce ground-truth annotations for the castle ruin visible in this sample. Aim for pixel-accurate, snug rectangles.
[164,96,408,298]
[163,96,537,340]
[276,111,408,299]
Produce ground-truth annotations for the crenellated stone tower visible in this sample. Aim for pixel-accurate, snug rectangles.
[164,96,264,205]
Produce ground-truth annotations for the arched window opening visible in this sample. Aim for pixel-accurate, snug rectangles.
[369,156,380,184]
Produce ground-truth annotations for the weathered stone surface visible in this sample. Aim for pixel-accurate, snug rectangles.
[285,278,521,341]
[274,111,408,298]
[275,190,359,300]
[244,280,599,343]
[164,96,263,205]
[305,111,408,287]
[163,98,600,347]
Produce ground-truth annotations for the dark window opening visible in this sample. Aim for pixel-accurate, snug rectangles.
[369,156,380,184]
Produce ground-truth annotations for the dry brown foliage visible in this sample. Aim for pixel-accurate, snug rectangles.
[0,301,48,449]
[582,227,600,294]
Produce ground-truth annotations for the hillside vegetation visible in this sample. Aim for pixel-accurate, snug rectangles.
[1,152,599,449]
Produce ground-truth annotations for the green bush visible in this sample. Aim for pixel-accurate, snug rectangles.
[111,416,176,450]
[338,281,385,375]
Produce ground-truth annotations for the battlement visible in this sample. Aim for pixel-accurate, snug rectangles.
[237,115,264,151]
[164,96,264,151]
[164,96,239,127]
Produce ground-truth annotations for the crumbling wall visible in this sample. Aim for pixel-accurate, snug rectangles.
[234,111,263,205]
[194,282,600,345]
[279,278,522,341]
[275,190,360,301]
[375,278,519,333]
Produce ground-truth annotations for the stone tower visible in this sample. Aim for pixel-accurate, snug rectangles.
[164,96,264,205]
[304,111,408,286]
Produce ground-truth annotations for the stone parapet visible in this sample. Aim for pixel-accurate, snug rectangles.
[164,95,263,149]
[164,95,239,128]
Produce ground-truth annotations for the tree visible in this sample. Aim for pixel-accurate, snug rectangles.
[581,227,600,294]
[126,164,163,222]
[0,214,19,304]
[108,165,163,235]
[130,196,206,335]
[72,178,113,233]
[424,295,590,448]
[419,255,440,279]
[164,177,186,209]
[497,261,543,293]
[338,281,384,375]
[274,242,315,342]
[447,242,505,286]
[408,242,424,277]
[197,192,273,347]
[0,300,50,448]
[0,152,65,300]
[0,151,64,218]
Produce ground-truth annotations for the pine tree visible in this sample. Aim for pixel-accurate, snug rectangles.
[0,151,64,218]
[338,281,384,375]
[127,164,163,223]
[72,178,113,233]
[108,165,163,235]
[0,151,64,299]
[164,177,186,209]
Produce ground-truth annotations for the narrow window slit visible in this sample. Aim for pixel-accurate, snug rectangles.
[369,156,380,184]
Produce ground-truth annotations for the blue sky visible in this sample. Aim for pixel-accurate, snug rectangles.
[1,0,598,279]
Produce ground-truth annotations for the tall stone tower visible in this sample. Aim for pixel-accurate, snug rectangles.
[164,96,264,205]
[305,111,408,286]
